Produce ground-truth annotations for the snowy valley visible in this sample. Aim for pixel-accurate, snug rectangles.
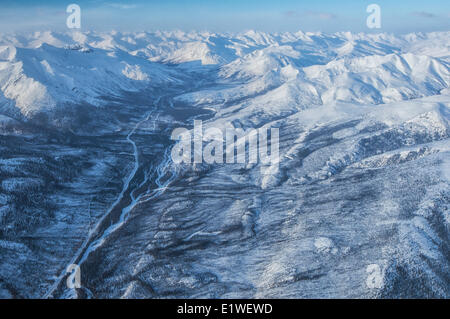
[0,30,449,298]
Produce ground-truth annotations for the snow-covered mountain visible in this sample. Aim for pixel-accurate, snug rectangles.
[0,30,449,299]
[0,42,179,118]
[0,30,449,120]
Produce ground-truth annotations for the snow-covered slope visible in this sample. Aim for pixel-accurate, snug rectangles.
[0,30,449,299]
[0,30,449,119]
[0,42,179,117]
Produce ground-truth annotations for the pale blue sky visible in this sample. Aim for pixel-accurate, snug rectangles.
[0,0,449,33]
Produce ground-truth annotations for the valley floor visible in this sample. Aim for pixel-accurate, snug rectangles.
[0,30,449,298]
